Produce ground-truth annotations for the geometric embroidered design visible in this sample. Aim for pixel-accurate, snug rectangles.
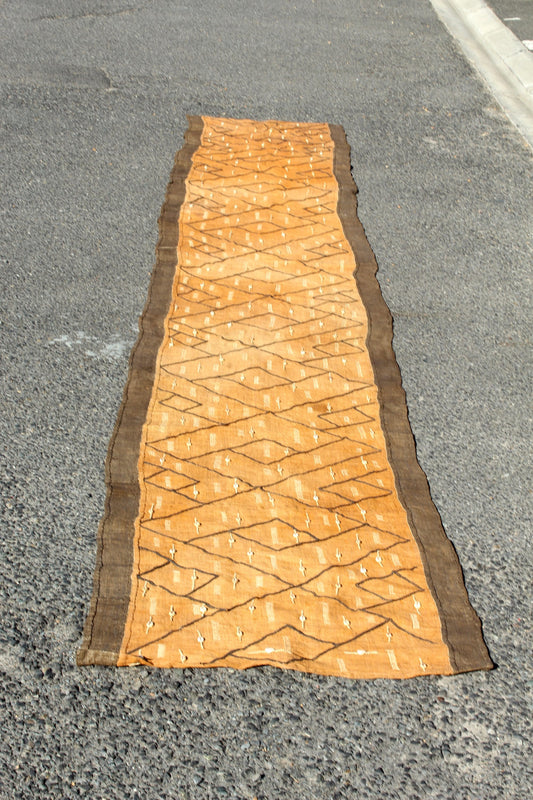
[117,117,451,677]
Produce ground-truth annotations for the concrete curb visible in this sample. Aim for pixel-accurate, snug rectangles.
[430,0,533,146]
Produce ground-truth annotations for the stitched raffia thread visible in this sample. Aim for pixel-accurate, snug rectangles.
[116,117,454,678]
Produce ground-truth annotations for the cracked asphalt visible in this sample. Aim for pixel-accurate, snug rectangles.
[0,1,531,798]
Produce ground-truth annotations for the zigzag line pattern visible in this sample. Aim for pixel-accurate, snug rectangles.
[117,117,452,678]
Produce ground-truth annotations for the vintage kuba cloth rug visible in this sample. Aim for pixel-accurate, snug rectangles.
[78,116,492,679]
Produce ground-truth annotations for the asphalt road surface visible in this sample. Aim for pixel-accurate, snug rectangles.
[1,2,532,799]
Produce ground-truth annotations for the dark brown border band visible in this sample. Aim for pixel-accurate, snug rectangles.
[77,116,205,665]
[329,123,492,674]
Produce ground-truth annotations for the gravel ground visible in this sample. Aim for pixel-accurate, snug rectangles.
[0,1,531,798]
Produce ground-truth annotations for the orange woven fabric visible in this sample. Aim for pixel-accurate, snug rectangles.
[78,116,492,679]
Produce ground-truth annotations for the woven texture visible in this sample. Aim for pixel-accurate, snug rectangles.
[78,116,492,679]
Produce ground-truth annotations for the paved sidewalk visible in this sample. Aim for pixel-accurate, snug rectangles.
[488,0,533,44]
[430,0,533,144]
[1,1,531,799]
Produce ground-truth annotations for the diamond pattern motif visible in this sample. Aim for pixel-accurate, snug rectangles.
[117,117,453,678]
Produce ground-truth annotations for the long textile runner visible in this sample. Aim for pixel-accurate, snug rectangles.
[78,116,492,678]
